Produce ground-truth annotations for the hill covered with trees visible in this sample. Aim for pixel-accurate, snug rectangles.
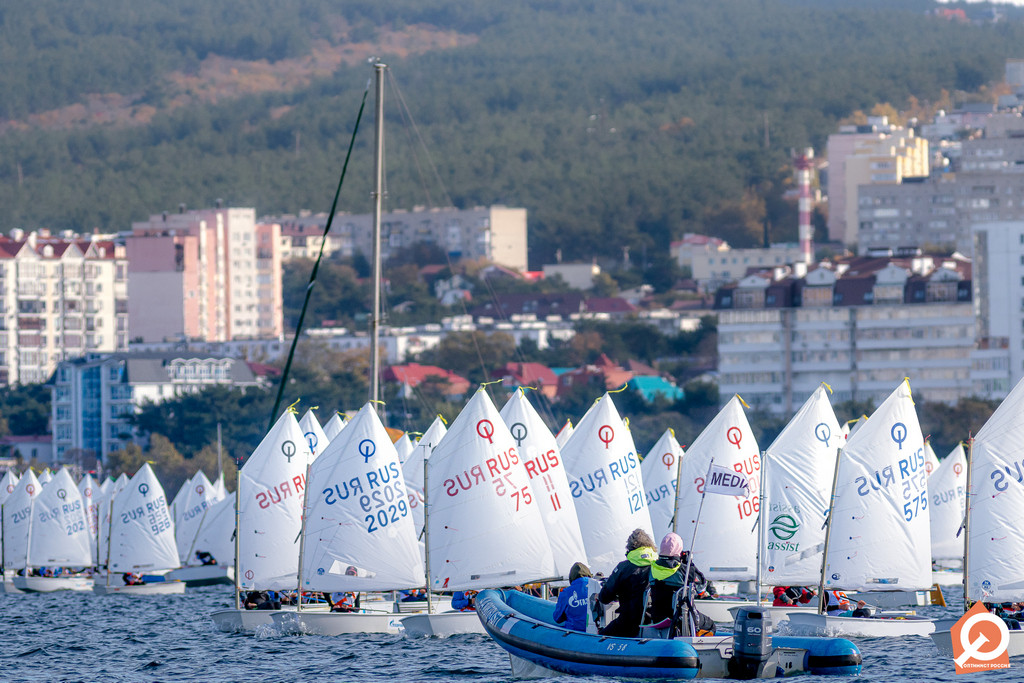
[1,0,1022,267]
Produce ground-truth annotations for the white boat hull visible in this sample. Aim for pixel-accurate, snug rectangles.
[93,581,187,596]
[164,564,233,587]
[401,610,486,637]
[847,590,931,607]
[271,610,405,635]
[932,628,1024,657]
[727,604,818,624]
[695,598,770,623]
[931,570,964,587]
[11,576,93,593]
[785,611,935,636]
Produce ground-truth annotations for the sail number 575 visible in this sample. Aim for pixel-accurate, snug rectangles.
[903,492,927,521]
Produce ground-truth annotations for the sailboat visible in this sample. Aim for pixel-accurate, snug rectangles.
[560,392,654,575]
[641,428,685,539]
[2,470,40,593]
[323,412,349,441]
[209,409,310,632]
[402,387,557,637]
[78,472,100,568]
[932,376,1024,656]
[272,402,425,635]
[394,432,415,465]
[11,468,93,592]
[0,469,21,592]
[672,395,761,623]
[299,408,330,462]
[401,415,446,544]
[786,380,936,637]
[928,443,966,588]
[554,419,574,449]
[94,463,185,595]
[166,470,233,586]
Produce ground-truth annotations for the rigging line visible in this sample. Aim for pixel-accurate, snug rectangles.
[268,82,371,432]
[386,71,435,209]
[387,70,455,208]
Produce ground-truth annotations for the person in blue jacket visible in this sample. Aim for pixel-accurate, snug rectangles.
[553,562,593,632]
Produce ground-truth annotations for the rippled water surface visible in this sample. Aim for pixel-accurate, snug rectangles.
[1,588,1021,682]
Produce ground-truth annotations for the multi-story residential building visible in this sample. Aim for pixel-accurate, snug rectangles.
[715,253,992,414]
[0,229,128,386]
[971,220,1024,393]
[126,207,283,343]
[826,117,929,246]
[272,205,528,272]
[51,351,261,463]
[671,233,805,294]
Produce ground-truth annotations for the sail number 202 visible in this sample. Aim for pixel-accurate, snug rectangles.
[359,482,409,533]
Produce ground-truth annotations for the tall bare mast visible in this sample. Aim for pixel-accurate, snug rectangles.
[369,61,386,409]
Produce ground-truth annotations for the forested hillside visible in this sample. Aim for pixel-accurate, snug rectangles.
[1,0,1022,266]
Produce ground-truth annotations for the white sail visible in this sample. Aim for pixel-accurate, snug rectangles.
[301,403,423,592]
[175,470,220,564]
[192,492,236,567]
[212,472,227,500]
[675,395,761,581]
[641,429,685,539]
[561,393,653,575]
[923,441,940,477]
[761,385,840,585]
[100,477,114,496]
[98,473,130,565]
[427,389,556,590]
[0,470,19,505]
[967,376,1024,603]
[555,419,574,449]
[403,416,447,538]
[28,468,92,567]
[78,473,100,564]
[2,470,40,568]
[299,408,330,462]
[929,443,967,561]
[38,469,53,486]
[323,412,349,441]
[394,433,415,465]
[824,380,931,592]
[500,390,586,579]
[170,475,192,524]
[238,410,308,591]
[109,463,179,573]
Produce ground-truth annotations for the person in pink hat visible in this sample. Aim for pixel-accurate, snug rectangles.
[645,532,716,636]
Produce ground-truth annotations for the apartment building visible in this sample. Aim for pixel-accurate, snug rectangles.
[272,205,528,272]
[0,230,128,386]
[51,351,261,463]
[715,253,993,414]
[126,207,282,343]
[671,233,805,293]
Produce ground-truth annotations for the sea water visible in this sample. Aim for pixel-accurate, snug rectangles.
[0,588,1020,682]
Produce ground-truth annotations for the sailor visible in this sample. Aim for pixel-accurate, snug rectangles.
[195,550,217,566]
[553,561,593,632]
[598,528,658,637]
[243,590,276,610]
[773,585,816,606]
[646,533,716,637]
[122,572,145,586]
[329,591,359,612]
[451,590,477,611]
[825,590,871,617]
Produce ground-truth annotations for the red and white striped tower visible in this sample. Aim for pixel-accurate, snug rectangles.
[795,147,815,265]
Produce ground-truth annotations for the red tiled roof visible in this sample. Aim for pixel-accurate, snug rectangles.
[384,363,470,395]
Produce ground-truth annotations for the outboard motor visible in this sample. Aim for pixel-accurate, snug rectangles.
[728,606,772,679]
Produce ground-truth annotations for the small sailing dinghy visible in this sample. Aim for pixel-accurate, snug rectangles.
[0,469,23,593]
[928,443,966,590]
[166,471,231,586]
[95,464,185,595]
[402,387,557,637]
[932,376,1024,657]
[298,408,330,462]
[786,380,937,637]
[210,409,311,632]
[11,468,92,592]
[271,402,425,636]
[641,428,685,540]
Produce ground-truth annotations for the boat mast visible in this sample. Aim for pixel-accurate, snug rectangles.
[755,449,766,605]
[423,455,432,614]
[105,497,114,587]
[217,423,223,481]
[671,440,684,535]
[25,495,34,575]
[816,447,843,615]
[295,462,312,612]
[233,476,241,610]
[369,61,386,409]
[962,437,974,612]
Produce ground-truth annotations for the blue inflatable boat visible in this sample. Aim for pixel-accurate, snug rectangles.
[476,589,862,679]
[476,589,700,679]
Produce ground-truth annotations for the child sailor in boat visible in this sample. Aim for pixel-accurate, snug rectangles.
[825,590,871,617]
[553,562,593,632]
[773,586,817,606]
[646,532,716,637]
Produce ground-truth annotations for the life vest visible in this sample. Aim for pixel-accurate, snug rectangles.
[626,546,657,568]
[826,590,851,612]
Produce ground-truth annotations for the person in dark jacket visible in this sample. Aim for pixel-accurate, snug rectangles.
[646,532,716,636]
[554,561,593,632]
[772,585,816,606]
[598,528,658,637]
